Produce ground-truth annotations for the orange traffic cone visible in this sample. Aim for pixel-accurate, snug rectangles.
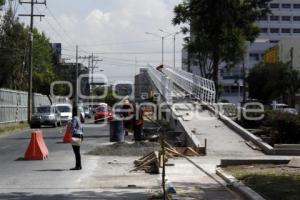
[63,125,72,143]
[24,130,48,160]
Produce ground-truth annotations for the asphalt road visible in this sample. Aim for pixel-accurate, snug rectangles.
[0,121,159,200]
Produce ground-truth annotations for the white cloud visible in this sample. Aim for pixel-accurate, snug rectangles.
[85,9,111,25]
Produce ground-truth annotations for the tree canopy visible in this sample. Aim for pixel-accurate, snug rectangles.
[173,0,271,97]
[0,6,58,94]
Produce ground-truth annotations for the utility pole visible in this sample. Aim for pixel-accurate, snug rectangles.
[19,0,46,123]
[75,45,79,106]
[77,54,102,97]
[161,36,164,65]
[91,55,103,86]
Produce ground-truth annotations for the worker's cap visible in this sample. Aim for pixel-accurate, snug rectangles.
[122,99,129,104]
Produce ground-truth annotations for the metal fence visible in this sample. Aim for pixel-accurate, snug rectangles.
[162,66,216,105]
[0,89,50,123]
[147,65,173,105]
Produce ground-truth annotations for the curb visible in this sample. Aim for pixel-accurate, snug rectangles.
[219,158,290,166]
[216,168,266,200]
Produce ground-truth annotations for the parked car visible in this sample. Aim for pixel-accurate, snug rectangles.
[30,105,61,128]
[55,103,72,124]
[272,103,298,115]
[283,108,298,115]
[94,105,113,123]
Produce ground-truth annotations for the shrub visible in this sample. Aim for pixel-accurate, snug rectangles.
[263,111,300,144]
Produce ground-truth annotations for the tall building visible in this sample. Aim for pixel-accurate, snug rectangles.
[183,1,300,103]
[228,0,300,103]
[258,1,300,43]
[50,43,62,64]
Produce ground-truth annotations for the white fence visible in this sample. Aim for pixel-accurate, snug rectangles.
[0,89,50,123]
[147,65,173,105]
[162,66,216,105]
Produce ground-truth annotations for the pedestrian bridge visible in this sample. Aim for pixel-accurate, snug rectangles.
[146,65,216,105]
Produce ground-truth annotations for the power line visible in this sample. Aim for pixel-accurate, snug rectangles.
[77,50,182,55]
[34,6,74,48]
[77,39,161,47]
[45,6,76,46]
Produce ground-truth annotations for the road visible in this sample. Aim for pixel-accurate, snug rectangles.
[0,121,160,200]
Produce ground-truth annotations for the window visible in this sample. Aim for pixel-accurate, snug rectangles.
[270,40,279,43]
[270,28,279,33]
[260,28,268,33]
[270,16,279,21]
[282,4,291,9]
[294,16,300,21]
[282,16,291,21]
[294,28,300,33]
[270,3,279,8]
[282,28,291,33]
[249,53,260,61]
[294,4,300,9]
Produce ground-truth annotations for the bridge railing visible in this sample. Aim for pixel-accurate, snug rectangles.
[162,66,216,105]
[147,65,173,105]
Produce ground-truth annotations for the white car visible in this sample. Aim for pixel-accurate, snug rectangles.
[55,103,72,124]
[273,103,298,115]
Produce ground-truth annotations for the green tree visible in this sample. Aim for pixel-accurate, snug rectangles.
[172,0,271,98]
[0,6,58,94]
[247,62,300,104]
[32,29,57,94]
[0,8,28,90]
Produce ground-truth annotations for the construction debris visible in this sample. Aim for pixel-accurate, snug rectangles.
[131,151,160,174]
[131,140,207,174]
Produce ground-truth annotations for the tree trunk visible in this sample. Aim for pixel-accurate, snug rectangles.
[212,48,220,102]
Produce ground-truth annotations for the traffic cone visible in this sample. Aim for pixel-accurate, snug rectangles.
[24,130,48,160]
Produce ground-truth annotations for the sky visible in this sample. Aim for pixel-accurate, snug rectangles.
[17,0,185,84]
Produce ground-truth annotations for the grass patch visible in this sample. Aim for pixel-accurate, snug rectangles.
[224,165,300,200]
[0,122,28,135]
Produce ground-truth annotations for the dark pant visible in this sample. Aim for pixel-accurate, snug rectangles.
[134,124,143,141]
[72,145,81,168]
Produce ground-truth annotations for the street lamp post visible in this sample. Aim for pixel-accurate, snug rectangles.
[160,30,180,68]
[145,31,173,65]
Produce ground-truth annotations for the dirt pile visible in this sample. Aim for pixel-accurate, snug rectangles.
[88,141,160,156]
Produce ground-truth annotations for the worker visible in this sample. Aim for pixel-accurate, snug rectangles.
[121,99,133,135]
[133,104,144,141]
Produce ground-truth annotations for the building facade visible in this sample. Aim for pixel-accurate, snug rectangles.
[183,0,300,103]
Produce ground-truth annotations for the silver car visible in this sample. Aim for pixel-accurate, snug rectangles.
[30,105,62,128]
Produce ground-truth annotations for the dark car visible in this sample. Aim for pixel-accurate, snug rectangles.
[30,105,62,128]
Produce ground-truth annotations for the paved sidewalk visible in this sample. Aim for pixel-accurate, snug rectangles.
[164,109,292,199]
[165,157,241,200]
